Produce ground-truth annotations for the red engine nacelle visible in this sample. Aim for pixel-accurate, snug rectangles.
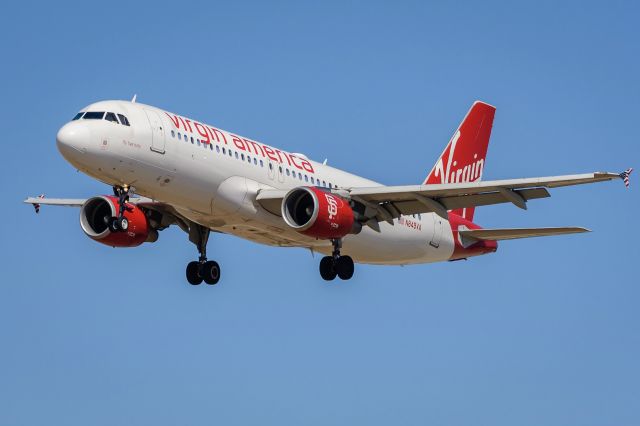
[79,196,157,247]
[281,186,360,239]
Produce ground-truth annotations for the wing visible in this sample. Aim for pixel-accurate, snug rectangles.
[256,171,626,227]
[24,197,86,207]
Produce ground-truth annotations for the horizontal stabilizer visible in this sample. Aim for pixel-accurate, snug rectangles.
[459,227,590,241]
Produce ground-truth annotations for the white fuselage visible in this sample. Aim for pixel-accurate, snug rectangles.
[56,100,457,264]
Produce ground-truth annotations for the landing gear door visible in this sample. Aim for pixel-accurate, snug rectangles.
[429,213,443,248]
[145,109,166,154]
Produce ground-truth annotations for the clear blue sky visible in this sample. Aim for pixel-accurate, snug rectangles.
[1,1,638,425]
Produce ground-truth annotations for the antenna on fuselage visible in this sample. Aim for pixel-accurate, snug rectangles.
[131,94,137,103]
[322,158,328,165]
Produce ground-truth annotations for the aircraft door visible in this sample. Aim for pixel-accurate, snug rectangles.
[429,213,443,248]
[145,109,166,154]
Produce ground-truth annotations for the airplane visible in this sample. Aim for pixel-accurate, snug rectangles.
[25,98,632,285]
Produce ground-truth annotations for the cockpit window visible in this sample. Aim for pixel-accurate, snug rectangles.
[83,111,105,120]
[117,114,130,126]
[72,112,84,121]
[105,112,118,123]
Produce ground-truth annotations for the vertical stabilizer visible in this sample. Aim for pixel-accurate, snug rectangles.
[424,101,496,221]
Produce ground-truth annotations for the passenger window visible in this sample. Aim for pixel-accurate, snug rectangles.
[209,144,213,151]
[269,163,273,170]
[117,114,130,126]
[178,132,182,140]
[304,175,308,182]
[241,154,245,161]
[311,177,315,184]
[83,111,105,120]
[260,160,264,167]
[216,145,220,153]
[105,112,118,123]
[171,130,175,138]
[235,152,239,159]
[253,158,257,165]
[247,156,251,163]
[279,166,283,173]
[72,112,84,120]
[298,172,302,180]
[286,169,290,176]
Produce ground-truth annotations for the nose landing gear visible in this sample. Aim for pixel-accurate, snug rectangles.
[319,238,354,281]
[185,224,221,286]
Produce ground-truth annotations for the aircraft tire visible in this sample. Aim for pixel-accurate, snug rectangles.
[335,256,354,280]
[202,261,221,285]
[319,256,337,281]
[186,261,203,285]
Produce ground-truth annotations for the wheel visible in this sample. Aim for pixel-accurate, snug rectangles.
[201,260,221,285]
[186,261,203,285]
[107,217,120,232]
[319,256,337,281]
[335,256,354,280]
[117,217,129,231]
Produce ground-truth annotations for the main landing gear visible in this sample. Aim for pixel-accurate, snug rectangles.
[319,239,354,281]
[108,185,132,232]
[185,224,220,286]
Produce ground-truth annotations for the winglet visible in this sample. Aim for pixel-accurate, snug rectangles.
[31,194,45,214]
[619,168,633,188]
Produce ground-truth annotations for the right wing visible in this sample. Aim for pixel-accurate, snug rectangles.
[257,171,627,227]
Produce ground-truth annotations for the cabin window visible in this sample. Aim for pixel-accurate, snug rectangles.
[241,153,245,161]
[222,147,226,154]
[298,172,302,180]
[260,160,264,167]
[216,145,220,153]
[209,144,213,151]
[311,177,315,184]
[253,158,257,165]
[286,169,290,176]
[72,112,84,120]
[278,166,283,173]
[178,132,182,140]
[171,130,175,138]
[304,175,308,182]
[269,163,273,170]
[117,114,130,126]
[105,112,118,123]
[83,111,105,120]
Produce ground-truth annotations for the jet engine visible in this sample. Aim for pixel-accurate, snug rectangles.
[79,196,157,247]
[281,187,361,239]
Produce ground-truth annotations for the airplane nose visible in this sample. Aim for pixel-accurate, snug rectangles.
[56,122,90,156]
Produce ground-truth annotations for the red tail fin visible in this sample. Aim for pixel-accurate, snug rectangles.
[424,101,496,221]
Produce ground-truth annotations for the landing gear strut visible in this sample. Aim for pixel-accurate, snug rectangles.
[185,224,220,286]
[319,238,354,281]
[108,185,132,232]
